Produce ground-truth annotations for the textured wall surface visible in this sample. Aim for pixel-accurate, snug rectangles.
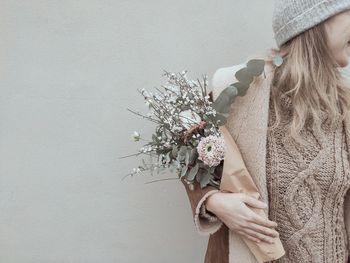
[2,0,332,262]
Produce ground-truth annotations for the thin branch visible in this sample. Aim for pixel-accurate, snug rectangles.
[126,108,161,124]
[197,77,205,98]
[118,151,156,159]
[144,177,179,184]
[203,74,208,96]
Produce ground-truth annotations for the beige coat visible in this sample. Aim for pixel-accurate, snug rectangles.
[181,54,350,263]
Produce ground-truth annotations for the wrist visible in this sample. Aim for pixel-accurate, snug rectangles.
[205,192,221,213]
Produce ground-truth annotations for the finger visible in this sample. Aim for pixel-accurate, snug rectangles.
[236,230,261,243]
[242,228,275,244]
[244,222,280,238]
[241,195,267,209]
[247,212,278,228]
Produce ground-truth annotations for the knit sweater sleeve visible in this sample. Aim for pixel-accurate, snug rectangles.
[180,176,223,236]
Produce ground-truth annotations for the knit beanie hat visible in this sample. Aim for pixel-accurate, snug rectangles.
[272,0,350,48]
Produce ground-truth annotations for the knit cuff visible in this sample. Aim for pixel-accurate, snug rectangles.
[194,189,223,236]
[200,202,219,222]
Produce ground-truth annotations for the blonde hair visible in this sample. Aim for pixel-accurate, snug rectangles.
[265,21,350,145]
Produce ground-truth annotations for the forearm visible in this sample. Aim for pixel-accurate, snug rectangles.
[180,177,223,235]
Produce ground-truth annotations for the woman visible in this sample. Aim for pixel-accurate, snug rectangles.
[181,1,350,262]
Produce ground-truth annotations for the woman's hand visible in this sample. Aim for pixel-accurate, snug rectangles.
[205,192,279,244]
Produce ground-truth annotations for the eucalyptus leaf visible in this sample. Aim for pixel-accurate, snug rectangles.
[189,148,197,164]
[232,82,249,96]
[176,160,182,169]
[235,68,254,85]
[165,152,171,164]
[158,155,163,166]
[212,85,238,114]
[214,113,228,126]
[171,146,178,158]
[181,164,188,177]
[198,171,211,188]
[185,151,190,166]
[187,163,199,181]
[246,59,265,76]
[177,154,185,162]
[178,145,188,156]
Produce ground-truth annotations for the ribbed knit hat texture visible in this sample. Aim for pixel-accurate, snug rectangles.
[272,0,350,48]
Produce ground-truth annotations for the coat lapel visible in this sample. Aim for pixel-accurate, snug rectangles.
[223,61,274,214]
[226,62,274,263]
[213,61,275,263]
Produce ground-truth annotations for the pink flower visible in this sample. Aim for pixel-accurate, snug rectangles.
[197,135,226,167]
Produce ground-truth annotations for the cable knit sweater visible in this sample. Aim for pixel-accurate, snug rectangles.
[265,94,350,263]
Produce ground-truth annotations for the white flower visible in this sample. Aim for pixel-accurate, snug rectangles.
[168,95,177,103]
[141,88,151,98]
[154,92,163,100]
[178,110,202,129]
[167,85,181,96]
[131,131,141,142]
[133,167,141,173]
[197,135,226,167]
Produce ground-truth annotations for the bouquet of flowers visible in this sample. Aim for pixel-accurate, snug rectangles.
[120,59,268,189]
[121,56,286,263]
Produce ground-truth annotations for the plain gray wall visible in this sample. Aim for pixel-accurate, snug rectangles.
[5,0,341,262]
